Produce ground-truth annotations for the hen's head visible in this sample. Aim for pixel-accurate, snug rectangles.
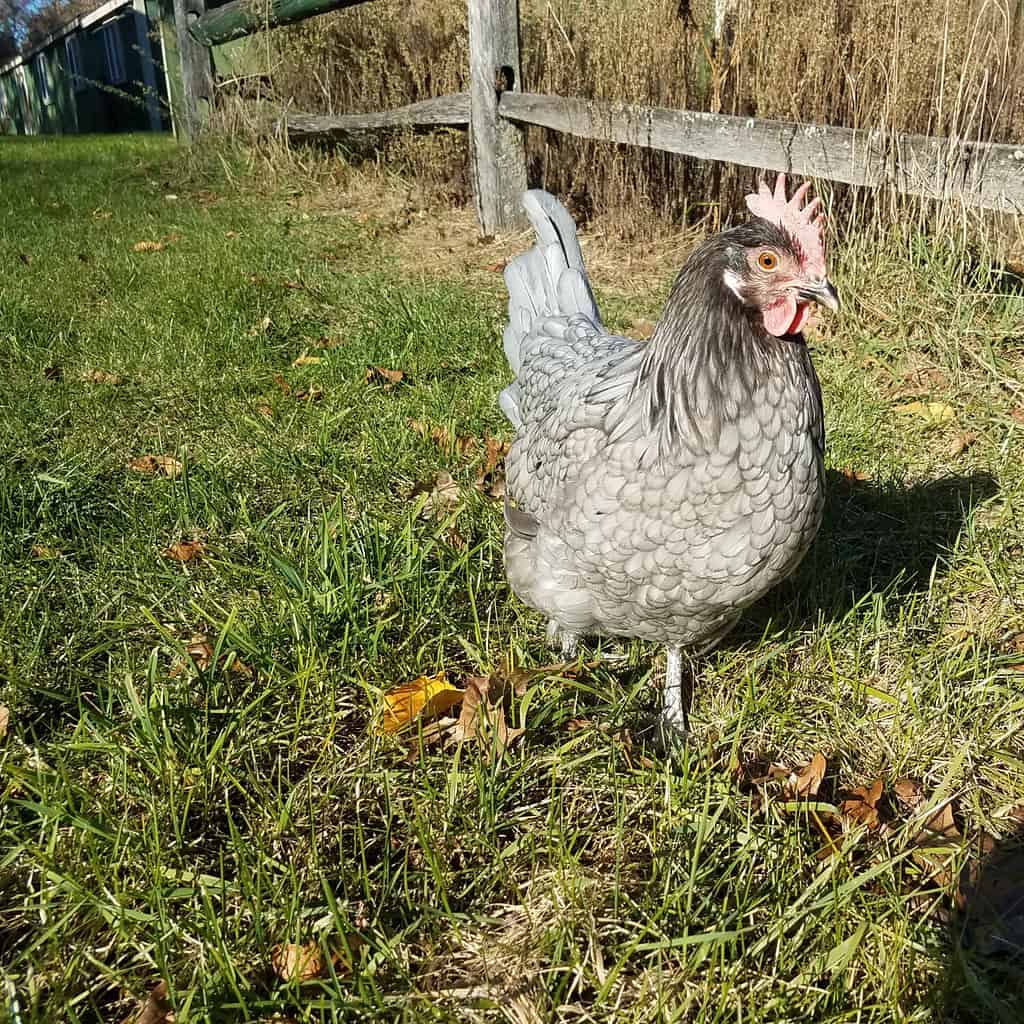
[721,174,839,337]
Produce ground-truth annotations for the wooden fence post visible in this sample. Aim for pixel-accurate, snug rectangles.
[468,0,528,235]
[169,0,214,140]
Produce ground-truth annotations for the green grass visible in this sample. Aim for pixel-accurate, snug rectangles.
[1,133,1023,1023]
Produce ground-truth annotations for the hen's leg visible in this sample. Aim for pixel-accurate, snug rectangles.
[546,619,579,659]
[661,645,690,737]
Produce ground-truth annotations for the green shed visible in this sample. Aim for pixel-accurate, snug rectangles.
[0,0,169,136]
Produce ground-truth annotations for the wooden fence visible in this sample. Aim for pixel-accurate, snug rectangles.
[174,0,1024,235]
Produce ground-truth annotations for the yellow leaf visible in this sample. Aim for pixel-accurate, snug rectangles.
[379,672,463,734]
[895,401,955,424]
[291,352,322,368]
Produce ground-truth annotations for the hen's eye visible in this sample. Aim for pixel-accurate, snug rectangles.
[758,251,778,271]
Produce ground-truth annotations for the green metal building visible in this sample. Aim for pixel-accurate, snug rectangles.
[0,0,169,136]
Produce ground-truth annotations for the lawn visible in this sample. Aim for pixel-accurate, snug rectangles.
[1,133,1022,1023]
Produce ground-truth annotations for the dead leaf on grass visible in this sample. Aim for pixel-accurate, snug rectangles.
[82,369,126,385]
[162,539,205,563]
[132,240,165,253]
[408,420,477,457]
[411,470,460,519]
[894,777,925,811]
[257,403,274,419]
[450,672,524,756]
[314,336,344,350]
[0,705,9,740]
[172,635,253,679]
[947,432,977,458]
[294,384,324,402]
[1010,406,1024,424]
[379,672,464,734]
[291,352,322,367]
[841,779,884,829]
[839,467,869,482]
[365,366,405,388]
[125,980,173,1024]
[895,401,955,424]
[249,315,272,337]
[271,941,326,982]
[790,752,827,798]
[130,455,183,479]
[485,260,506,273]
[911,801,963,888]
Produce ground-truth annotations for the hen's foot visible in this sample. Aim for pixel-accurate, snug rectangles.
[546,619,579,659]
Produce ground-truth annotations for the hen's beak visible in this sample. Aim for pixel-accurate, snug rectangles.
[798,278,841,312]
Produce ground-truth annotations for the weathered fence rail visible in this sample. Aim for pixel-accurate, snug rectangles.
[173,0,1024,231]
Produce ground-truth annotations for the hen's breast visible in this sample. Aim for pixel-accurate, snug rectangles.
[514,352,825,647]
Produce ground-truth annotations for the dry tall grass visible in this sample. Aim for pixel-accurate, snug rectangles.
[240,0,1024,237]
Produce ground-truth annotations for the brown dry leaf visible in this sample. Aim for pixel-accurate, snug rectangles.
[365,366,405,388]
[314,336,344,350]
[841,779,884,829]
[132,240,165,253]
[840,467,869,482]
[43,365,63,381]
[625,317,657,340]
[162,540,204,563]
[126,980,173,1024]
[947,432,977,458]
[485,260,506,273]
[271,942,326,982]
[1010,406,1024,424]
[130,455,183,479]
[482,435,510,474]
[249,316,272,337]
[379,672,464,734]
[257,403,274,419]
[174,635,253,679]
[294,384,324,402]
[0,705,9,740]
[450,672,523,756]
[291,352,322,368]
[412,471,460,519]
[893,777,925,811]
[791,752,827,798]
[31,544,60,559]
[895,400,955,424]
[273,373,291,396]
[444,526,468,551]
[83,369,125,385]
[911,801,963,889]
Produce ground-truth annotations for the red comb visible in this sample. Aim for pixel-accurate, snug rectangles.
[745,174,826,277]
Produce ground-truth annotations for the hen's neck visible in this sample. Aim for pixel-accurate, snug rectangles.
[635,248,801,448]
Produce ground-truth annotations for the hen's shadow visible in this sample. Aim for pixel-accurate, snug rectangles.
[743,469,998,635]
[942,824,1024,1022]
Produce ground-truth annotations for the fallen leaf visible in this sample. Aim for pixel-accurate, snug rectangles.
[408,420,477,457]
[271,942,326,982]
[411,471,460,519]
[482,435,510,474]
[893,777,924,811]
[126,980,173,1024]
[249,315,272,337]
[172,635,253,679]
[291,352,322,367]
[791,752,827,798]
[365,366,405,388]
[31,545,60,558]
[947,432,977,458]
[841,779,884,829]
[0,705,8,740]
[43,365,63,381]
[911,800,963,888]
[82,369,125,385]
[314,336,343,349]
[450,671,523,756]
[256,403,274,419]
[224,230,239,238]
[485,260,506,272]
[895,401,955,424]
[840,467,869,482]
[273,373,291,396]
[294,384,324,402]
[379,672,464,734]
[444,526,468,551]
[161,540,205,563]
[1010,406,1024,424]
[129,455,183,479]
[132,240,165,253]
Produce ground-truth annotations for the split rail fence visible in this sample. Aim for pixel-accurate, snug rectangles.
[174,0,1024,235]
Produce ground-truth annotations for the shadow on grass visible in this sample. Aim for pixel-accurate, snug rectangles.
[942,824,1024,1023]
[747,469,999,635]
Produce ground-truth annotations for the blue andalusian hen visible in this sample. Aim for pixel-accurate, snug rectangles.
[499,175,839,735]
